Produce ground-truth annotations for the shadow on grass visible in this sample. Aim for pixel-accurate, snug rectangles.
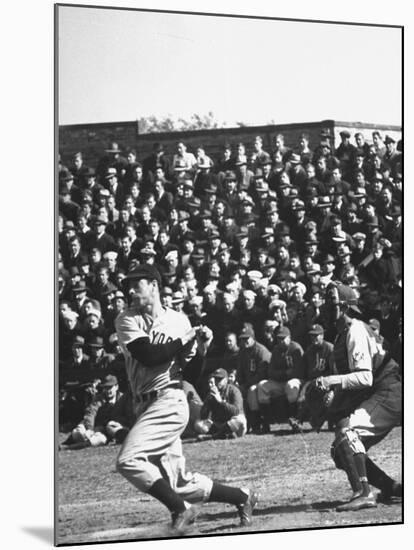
[199,499,344,527]
[21,526,54,544]
[198,500,346,534]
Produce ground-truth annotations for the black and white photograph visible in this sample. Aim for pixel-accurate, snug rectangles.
[53,1,404,547]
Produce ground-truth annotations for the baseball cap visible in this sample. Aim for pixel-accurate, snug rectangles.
[126,264,162,286]
[100,374,118,387]
[247,270,263,281]
[275,326,291,339]
[211,368,228,380]
[238,323,255,339]
[308,324,324,335]
[331,283,362,314]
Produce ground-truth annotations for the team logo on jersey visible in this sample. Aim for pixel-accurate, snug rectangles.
[151,330,173,345]
[353,351,365,364]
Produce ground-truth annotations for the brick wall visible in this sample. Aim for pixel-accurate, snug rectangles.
[59,119,401,168]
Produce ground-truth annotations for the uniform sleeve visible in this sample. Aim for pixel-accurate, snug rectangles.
[115,312,147,347]
[325,323,374,390]
[347,322,373,373]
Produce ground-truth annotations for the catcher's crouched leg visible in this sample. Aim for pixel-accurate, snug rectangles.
[331,427,377,511]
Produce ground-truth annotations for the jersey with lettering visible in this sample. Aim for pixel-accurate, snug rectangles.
[115,306,191,395]
[334,319,383,376]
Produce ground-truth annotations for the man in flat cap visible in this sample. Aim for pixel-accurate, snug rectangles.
[194,368,247,441]
[104,167,125,208]
[60,335,90,371]
[70,374,130,448]
[335,130,357,179]
[90,216,117,255]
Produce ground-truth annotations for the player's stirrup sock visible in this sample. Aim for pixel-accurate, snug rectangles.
[208,482,248,505]
[353,453,371,496]
[147,479,186,514]
[365,456,397,494]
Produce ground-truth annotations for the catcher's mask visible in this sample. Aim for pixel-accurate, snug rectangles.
[327,282,362,315]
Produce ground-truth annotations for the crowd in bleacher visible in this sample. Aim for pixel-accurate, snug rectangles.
[58,128,402,444]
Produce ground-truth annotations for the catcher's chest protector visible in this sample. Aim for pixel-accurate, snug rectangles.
[334,330,349,374]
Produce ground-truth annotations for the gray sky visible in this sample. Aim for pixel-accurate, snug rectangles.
[58,6,402,127]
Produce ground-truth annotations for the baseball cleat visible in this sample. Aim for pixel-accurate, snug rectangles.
[378,482,403,503]
[237,489,259,526]
[336,492,377,512]
[170,507,198,536]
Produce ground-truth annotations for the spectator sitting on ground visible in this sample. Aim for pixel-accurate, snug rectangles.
[194,368,247,441]
[67,375,130,448]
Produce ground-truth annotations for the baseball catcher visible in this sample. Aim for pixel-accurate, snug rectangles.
[311,282,402,511]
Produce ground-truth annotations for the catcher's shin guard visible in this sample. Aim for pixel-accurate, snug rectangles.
[331,430,365,494]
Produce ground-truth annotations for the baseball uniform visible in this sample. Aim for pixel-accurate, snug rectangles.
[115,306,213,502]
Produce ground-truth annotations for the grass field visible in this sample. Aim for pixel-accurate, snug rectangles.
[57,424,402,545]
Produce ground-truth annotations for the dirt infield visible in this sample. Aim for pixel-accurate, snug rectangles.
[57,424,402,545]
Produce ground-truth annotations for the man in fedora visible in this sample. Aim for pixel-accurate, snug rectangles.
[90,215,117,255]
[61,335,90,370]
[86,336,115,369]
[286,153,307,189]
[82,166,104,202]
[104,167,125,208]
[97,142,128,182]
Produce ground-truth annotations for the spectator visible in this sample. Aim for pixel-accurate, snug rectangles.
[236,323,271,434]
[69,375,130,448]
[59,133,402,436]
[194,369,247,440]
[255,326,304,433]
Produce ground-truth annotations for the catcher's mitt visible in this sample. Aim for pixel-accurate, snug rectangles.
[297,379,336,431]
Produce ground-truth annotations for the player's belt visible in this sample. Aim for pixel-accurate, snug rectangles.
[136,382,183,403]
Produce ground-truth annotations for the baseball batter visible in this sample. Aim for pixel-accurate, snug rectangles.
[115,264,258,535]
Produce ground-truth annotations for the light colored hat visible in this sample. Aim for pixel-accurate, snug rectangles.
[86,308,102,320]
[293,282,307,295]
[103,251,118,260]
[171,291,185,304]
[247,270,263,281]
[165,250,179,261]
[189,296,203,307]
[268,284,282,295]
[62,310,78,322]
[269,298,287,310]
